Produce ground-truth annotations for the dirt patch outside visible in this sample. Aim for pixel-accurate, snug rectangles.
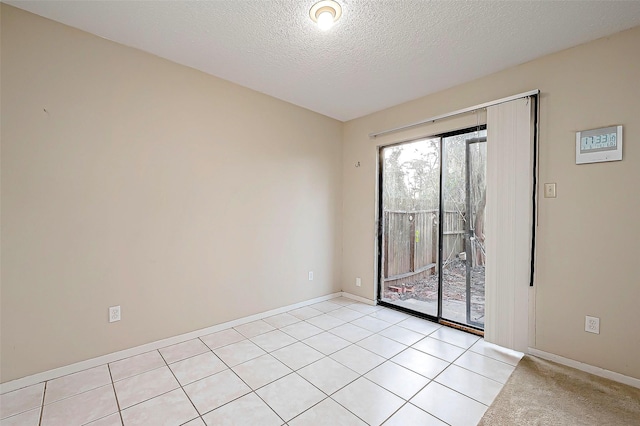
[383,259,485,326]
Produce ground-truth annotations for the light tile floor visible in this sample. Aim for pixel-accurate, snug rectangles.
[0,297,523,426]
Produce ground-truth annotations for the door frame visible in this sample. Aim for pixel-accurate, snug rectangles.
[461,136,486,329]
[376,125,487,333]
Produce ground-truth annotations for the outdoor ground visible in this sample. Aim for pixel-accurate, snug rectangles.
[383,259,485,327]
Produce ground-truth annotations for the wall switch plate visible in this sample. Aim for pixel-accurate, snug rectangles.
[109,306,121,323]
[308,271,314,281]
[544,183,557,198]
[356,277,362,287]
[585,315,599,334]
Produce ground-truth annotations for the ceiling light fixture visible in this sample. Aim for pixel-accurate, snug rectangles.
[310,0,342,31]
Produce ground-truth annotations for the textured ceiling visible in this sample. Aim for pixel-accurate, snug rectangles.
[6,1,640,121]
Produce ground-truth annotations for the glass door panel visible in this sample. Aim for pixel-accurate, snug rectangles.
[380,138,440,317]
[441,130,487,328]
[378,127,486,330]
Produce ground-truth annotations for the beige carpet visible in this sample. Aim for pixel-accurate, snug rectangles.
[479,355,640,425]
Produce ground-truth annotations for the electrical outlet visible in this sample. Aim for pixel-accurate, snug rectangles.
[308,271,314,281]
[585,315,599,334]
[109,306,121,323]
[356,277,362,287]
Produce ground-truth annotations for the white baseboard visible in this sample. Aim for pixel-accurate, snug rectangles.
[340,291,376,305]
[528,348,640,389]
[0,292,342,394]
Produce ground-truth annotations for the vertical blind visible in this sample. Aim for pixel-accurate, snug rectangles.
[484,97,534,352]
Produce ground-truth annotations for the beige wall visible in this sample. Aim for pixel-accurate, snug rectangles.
[0,5,343,382]
[2,3,639,384]
[342,26,640,379]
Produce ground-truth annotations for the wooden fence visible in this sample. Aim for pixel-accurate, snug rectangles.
[383,210,465,283]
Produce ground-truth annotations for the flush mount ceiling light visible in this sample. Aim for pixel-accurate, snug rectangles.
[310,0,342,31]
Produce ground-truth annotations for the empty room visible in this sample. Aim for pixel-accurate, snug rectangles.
[1,1,639,425]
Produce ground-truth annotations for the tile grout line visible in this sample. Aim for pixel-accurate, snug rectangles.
[432,380,491,409]
[108,349,168,383]
[0,294,347,396]
[428,343,512,409]
[363,363,432,402]
[37,381,46,426]
[301,393,372,426]
[259,310,478,423]
[203,354,289,425]
[110,350,184,419]
[13,303,502,425]
[361,314,488,424]
[157,348,203,425]
[451,349,517,383]
[120,323,496,425]
[450,363,510,385]
[175,333,292,425]
[379,400,416,426]
[106,364,124,426]
[331,394,381,425]
[153,332,301,394]
[280,312,414,423]
[11,363,118,409]
[244,374,289,425]
[50,327,324,416]
[20,367,126,425]
[324,314,500,420]
[259,336,369,425]
[433,342,490,408]
[431,349,496,407]
[209,304,369,424]
[403,398,453,426]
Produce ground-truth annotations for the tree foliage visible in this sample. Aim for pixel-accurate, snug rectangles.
[382,131,487,266]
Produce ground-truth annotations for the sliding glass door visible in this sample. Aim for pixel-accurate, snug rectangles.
[379,137,441,317]
[378,128,487,330]
[441,132,486,328]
